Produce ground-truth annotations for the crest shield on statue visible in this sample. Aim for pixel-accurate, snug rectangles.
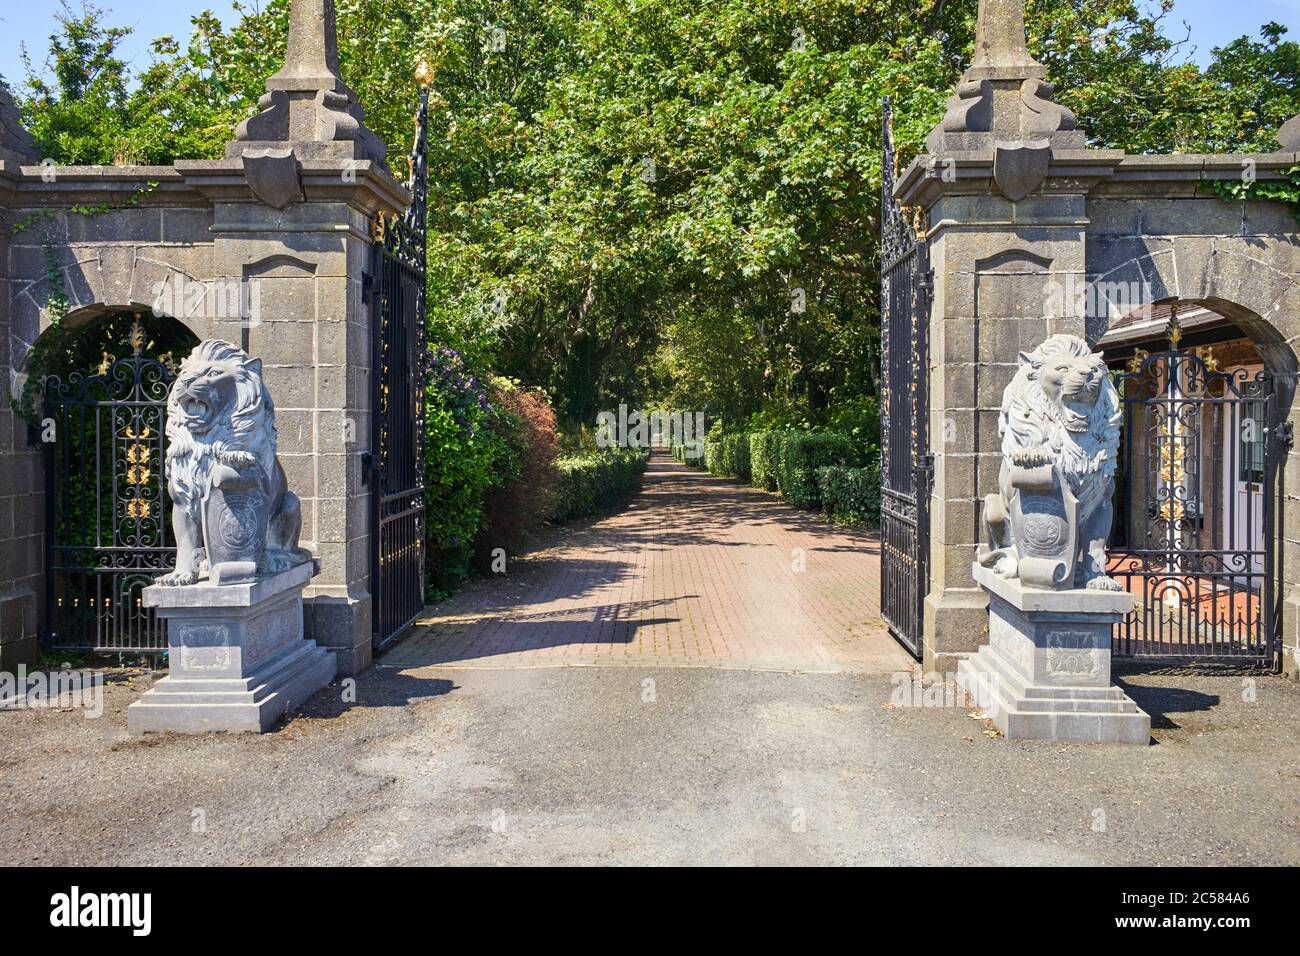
[202,463,270,585]
[997,462,1079,589]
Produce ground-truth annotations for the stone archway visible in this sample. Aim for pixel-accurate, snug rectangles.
[894,0,1300,679]
[1084,236,1300,672]
[0,0,410,674]
[1084,228,1300,383]
[24,310,199,655]
[1098,299,1293,664]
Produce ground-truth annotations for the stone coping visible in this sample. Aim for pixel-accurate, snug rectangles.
[0,157,410,212]
[972,562,1135,616]
[142,559,318,609]
[897,149,1299,208]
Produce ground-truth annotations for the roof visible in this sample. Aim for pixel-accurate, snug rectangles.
[1097,302,1236,349]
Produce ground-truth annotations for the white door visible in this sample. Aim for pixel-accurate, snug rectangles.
[1222,365,1266,581]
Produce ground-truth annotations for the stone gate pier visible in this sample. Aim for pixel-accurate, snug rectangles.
[896,0,1300,678]
[0,0,407,675]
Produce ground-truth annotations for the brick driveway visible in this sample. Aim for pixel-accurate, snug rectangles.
[385,452,911,672]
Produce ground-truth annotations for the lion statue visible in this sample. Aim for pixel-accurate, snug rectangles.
[158,340,306,585]
[979,334,1123,591]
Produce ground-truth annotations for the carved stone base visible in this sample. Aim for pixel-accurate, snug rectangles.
[128,561,336,734]
[956,564,1151,745]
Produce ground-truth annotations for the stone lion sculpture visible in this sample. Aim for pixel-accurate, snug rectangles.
[158,340,306,586]
[979,334,1123,591]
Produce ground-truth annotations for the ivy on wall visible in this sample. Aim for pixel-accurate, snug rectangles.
[9,180,161,324]
[8,180,160,238]
[5,179,166,419]
[1206,164,1300,222]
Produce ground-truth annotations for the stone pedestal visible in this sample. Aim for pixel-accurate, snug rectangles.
[957,564,1151,744]
[127,561,336,734]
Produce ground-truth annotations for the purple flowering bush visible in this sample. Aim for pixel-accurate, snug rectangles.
[428,347,492,433]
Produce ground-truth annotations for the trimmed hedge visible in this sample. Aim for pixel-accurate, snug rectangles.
[775,432,860,508]
[749,431,783,491]
[817,456,882,525]
[702,433,750,480]
[672,440,705,466]
[709,430,861,511]
[693,427,877,522]
[553,448,649,522]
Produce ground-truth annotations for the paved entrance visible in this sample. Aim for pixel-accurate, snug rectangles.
[385,453,910,673]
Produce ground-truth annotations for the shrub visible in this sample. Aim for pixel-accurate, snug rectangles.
[474,379,560,569]
[703,432,751,480]
[749,431,783,491]
[424,347,504,596]
[553,448,649,522]
[774,431,861,509]
[820,395,881,457]
[559,423,602,456]
[817,454,882,526]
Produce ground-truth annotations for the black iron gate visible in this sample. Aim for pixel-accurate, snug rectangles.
[1109,320,1289,665]
[366,87,429,652]
[42,325,177,653]
[878,98,932,659]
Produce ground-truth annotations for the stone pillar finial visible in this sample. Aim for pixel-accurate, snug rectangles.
[226,0,388,174]
[924,0,1085,199]
[0,83,38,166]
[969,0,1043,79]
[268,0,346,93]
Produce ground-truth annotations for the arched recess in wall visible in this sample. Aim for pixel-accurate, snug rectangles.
[22,305,199,655]
[16,306,199,425]
[1098,295,1296,666]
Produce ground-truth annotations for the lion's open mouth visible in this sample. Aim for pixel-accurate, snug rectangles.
[1063,382,1100,404]
[181,397,211,419]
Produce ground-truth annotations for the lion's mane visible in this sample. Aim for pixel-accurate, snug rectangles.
[999,335,1121,510]
[164,340,278,513]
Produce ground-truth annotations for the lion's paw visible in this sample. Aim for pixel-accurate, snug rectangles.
[158,569,198,586]
[1086,575,1125,592]
[221,450,257,471]
[260,551,297,575]
[1012,448,1051,468]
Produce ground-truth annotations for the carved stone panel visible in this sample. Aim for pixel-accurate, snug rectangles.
[1045,629,1102,682]
[176,623,233,674]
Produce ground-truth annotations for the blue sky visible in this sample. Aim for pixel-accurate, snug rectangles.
[2,0,1298,88]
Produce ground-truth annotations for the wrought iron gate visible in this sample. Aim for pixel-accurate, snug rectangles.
[878,98,932,659]
[42,327,177,653]
[366,87,429,652]
[1109,320,1289,665]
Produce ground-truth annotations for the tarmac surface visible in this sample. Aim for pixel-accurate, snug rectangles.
[3,662,1297,865]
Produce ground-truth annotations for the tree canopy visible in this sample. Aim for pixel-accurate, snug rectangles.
[13,0,1300,433]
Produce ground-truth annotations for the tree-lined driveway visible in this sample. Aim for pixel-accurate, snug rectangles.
[386,452,911,673]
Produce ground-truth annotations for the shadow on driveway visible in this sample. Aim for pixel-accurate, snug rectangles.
[290,670,458,724]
